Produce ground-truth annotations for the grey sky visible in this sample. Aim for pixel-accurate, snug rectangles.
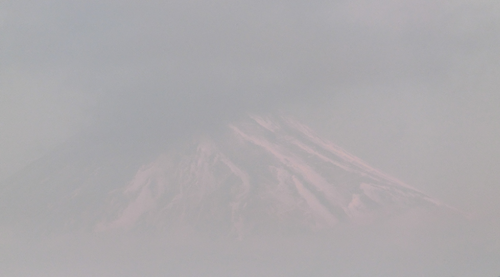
[2,1,500,276]
[1,0,500,244]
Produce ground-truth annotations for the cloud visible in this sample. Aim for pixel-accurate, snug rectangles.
[2,2,500,275]
[1,0,499,175]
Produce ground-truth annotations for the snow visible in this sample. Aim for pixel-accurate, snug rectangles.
[250,115,281,133]
[231,125,350,211]
[292,176,338,228]
[97,159,168,231]
[94,114,443,235]
[284,117,425,192]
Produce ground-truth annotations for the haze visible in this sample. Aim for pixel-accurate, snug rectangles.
[1,0,500,276]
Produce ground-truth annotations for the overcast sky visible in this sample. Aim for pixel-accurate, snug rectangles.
[2,1,500,276]
[1,0,500,239]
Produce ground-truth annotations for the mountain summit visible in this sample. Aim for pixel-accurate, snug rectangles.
[96,115,444,237]
[2,115,444,238]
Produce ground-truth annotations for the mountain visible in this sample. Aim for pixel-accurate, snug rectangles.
[1,114,445,238]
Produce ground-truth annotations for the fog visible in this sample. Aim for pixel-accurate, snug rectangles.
[1,0,500,276]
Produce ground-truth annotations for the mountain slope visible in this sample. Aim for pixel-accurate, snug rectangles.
[95,115,444,237]
[1,114,445,238]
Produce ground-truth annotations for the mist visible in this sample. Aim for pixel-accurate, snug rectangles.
[1,0,500,276]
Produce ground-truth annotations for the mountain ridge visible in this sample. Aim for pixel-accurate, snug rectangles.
[1,114,450,238]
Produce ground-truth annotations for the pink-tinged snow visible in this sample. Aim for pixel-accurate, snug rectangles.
[250,115,281,133]
[96,159,168,231]
[268,166,303,215]
[283,118,417,189]
[94,115,450,234]
[231,125,350,215]
[286,136,354,173]
[292,176,338,228]
[250,115,412,192]
[283,117,450,208]
[347,194,364,212]
[346,194,374,224]
[218,149,251,237]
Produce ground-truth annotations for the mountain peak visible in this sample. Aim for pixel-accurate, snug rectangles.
[91,114,443,238]
[1,114,449,239]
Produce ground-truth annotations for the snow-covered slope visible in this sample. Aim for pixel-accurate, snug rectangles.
[1,115,445,238]
[95,115,443,237]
